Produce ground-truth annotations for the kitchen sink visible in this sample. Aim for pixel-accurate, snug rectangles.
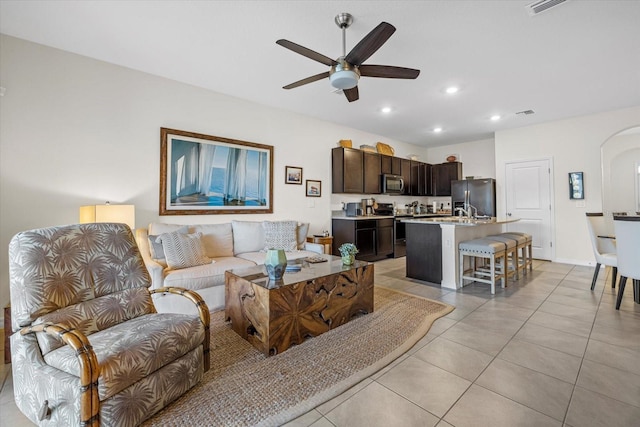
[433,216,495,224]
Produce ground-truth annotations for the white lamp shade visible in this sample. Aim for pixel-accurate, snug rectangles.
[79,204,135,230]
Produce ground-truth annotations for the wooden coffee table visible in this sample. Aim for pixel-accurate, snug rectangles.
[225,255,374,356]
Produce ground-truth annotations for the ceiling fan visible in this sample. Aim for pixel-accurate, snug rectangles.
[276,13,420,102]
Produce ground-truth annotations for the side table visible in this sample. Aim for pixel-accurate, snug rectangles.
[306,235,333,254]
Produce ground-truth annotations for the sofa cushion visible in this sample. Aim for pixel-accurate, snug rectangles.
[232,221,265,255]
[193,223,234,258]
[44,312,204,400]
[297,222,309,249]
[149,225,189,262]
[263,220,298,251]
[149,223,193,235]
[163,256,256,291]
[158,231,212,270]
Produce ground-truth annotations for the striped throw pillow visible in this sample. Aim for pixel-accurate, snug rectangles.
[263,220,298,251]
[158,231,212,270]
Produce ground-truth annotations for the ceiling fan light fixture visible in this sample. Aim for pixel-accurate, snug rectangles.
[330,69,359,89]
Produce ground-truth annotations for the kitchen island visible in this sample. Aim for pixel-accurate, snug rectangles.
[402,217,519,290]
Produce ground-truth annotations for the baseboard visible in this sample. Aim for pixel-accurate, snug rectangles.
[553,258,592,267]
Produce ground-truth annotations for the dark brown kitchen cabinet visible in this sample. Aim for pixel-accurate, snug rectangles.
[332,218,394,261]
[332,147,363,193]
[432,161,462,196]
[400,159,411,195]
[363,152,381,194]
[410,161,432,196]
[376,218,394,258]
[380,155,401,175]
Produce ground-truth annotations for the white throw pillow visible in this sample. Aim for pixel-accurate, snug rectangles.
[157,231,212,270]
[297,222,309,249]
[263,220,298,251]
[232,221,265,255]
[193,223,234,258]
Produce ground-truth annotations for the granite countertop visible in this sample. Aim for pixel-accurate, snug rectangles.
[332,213,451,220]
[401,217,519,226]
[332,215,395,220]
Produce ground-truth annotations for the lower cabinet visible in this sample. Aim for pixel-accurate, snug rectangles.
[332,218,395,261]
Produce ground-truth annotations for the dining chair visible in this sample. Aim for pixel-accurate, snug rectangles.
[613,215,640,309]
[585,213,617,290]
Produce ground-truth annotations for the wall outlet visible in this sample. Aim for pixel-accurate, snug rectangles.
[576,200,586,208]
[307,199,315,208]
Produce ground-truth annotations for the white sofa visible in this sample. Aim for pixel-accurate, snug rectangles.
[135,220,323,314]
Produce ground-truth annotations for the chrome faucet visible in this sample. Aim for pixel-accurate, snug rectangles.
[466,204,478,219]
[456,205,478,219]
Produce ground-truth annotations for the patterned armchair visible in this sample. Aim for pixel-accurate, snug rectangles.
[9,223,210,427]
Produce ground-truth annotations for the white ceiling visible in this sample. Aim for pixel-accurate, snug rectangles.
[1,0,639,147]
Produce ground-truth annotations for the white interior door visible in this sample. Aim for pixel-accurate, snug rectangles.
[505,159,553,260]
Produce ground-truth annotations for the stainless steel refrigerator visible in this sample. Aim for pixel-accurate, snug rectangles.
[451,178,496,217]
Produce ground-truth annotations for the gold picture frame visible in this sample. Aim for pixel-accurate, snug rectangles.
[160,128,273,215]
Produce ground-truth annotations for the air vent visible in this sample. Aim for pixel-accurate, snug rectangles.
[516,110,535,115]
[526,0,569,16]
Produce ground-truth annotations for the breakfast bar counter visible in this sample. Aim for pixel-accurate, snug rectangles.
[402,217,519,290]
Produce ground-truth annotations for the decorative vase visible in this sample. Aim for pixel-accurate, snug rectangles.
[342,254,355,265]
[265,249,287,280]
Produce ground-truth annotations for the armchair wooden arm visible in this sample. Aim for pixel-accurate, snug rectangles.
[150,287,210,371]
[20,323,100,427]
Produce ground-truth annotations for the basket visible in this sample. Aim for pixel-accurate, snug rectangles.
[338,139,352,148]
[376,142,395,156]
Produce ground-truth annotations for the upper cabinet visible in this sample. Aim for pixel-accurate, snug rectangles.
[332,147,363,193]
[363,152,382,194]
[410,161,432,196]
[431,162,462,196]
[380,155,401,175]
[333,147,460,196]
[332,147,383,194]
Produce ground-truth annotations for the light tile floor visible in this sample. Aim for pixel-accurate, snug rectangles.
[2,259,639,427]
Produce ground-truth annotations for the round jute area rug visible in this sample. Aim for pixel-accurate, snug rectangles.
[144,286,454,427]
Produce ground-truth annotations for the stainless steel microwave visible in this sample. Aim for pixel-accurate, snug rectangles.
[381,174,404,194]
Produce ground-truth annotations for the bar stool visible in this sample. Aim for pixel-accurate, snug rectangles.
[497,233,528,278]
[501,232,533,274]
[459,238,508,294]
[485,235,519,281]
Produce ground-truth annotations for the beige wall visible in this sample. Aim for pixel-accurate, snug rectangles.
[427,138,496,179]
[495,107,640,265]
[0,35,428,320]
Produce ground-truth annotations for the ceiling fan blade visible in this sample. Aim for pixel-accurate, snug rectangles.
[359,65,420,79]
[343,86,359,102]
[283,71,330,89]
[276,39,337,67]
[345,22,396,66]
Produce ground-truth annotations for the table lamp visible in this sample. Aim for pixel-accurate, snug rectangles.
[79,202,135,230]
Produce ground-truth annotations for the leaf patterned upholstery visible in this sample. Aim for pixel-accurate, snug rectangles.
[9,223,209,426]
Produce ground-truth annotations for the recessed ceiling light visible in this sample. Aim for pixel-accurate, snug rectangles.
[490,115,501,121]
[381,106,392,114]
[445,86,459,94]
[433,127,443,133]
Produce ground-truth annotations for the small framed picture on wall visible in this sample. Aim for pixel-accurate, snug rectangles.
[306,180,321,197]
[569,172,584,200]
[285,166,303,184]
